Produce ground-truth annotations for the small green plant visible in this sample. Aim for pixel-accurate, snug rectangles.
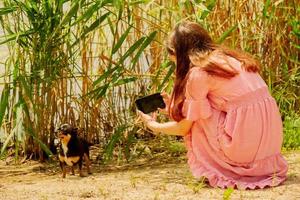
[167,140,187,155]
[98,186,109,198]
[187,177,206,193]
[283,114,300,150]
[129,175,139,188]
[223,187,234,200]
[160,136,186,156]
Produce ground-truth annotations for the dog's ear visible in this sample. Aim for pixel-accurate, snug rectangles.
[72,127,79,135]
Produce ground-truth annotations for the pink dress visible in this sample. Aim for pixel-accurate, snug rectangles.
[182,55,288,189]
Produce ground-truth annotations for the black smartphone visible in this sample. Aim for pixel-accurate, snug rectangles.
[135,93,166,114]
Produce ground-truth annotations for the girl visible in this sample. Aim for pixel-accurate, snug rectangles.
[138,21,288,189]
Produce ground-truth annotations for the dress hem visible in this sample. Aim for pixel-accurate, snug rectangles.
[186,148,287,190]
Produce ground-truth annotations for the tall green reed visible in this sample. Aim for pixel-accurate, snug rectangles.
[0,0,116,160]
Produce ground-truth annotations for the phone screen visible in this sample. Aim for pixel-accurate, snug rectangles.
[135,93,166,114]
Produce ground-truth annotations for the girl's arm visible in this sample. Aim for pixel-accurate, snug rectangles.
[138,111,193,136]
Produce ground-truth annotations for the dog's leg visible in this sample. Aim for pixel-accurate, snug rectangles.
[78,158,84,177]
[84,153,92,174]
[71,166,75,175]
[60,161,66,178]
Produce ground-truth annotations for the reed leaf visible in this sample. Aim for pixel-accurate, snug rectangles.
[80,12,111,38]
[262,0,272,18]
[117,36,146,65]
[157,62,175,92]
[71,11,111,47]
[0,29,35,45]
[0,6,17,16]
[216,24,238,44]
[72,0,112,25]
[0,84,9,127]
[113,77,137,87]
[0,129,14,157]
[131,31,157,69]
[104,125,126,161]
[93,66,119,87]
[112,26,132,54]
[25,126,53,157]
[129,0,150,6]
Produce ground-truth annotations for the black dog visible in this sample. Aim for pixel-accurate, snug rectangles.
[57,124,92,178]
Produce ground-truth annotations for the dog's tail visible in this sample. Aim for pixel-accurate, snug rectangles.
[83,140,93,147]
[82,139,92,158]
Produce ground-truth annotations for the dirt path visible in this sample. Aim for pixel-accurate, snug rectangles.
[0,151,299,200]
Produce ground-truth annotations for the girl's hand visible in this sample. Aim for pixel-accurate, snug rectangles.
[159,92,171,115]
[161,92,171,105]
[138,111,154,124]
[137,111,159,134]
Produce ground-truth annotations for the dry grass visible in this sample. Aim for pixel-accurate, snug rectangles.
[0,151,300,200]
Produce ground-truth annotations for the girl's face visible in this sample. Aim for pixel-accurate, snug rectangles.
[167,47,176,63]
[169,54,176,63]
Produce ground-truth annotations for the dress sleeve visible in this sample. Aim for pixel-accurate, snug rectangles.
[182,68,212,121]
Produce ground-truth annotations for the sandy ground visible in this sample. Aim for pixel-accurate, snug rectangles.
[0,151,299,200]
